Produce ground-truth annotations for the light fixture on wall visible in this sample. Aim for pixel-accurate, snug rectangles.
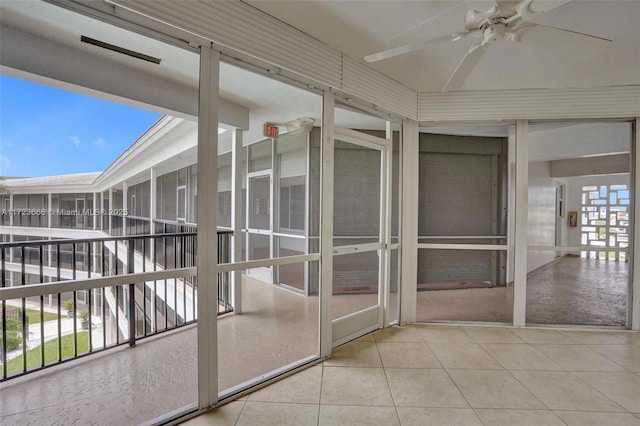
[266,117,315,136]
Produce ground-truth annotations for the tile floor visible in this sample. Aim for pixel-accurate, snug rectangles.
[185,324,640,426]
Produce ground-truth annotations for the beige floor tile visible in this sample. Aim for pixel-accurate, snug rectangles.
[377,342,442,369]
[588,344,640,372]
[428,342,503,369]
[535,344,627,371]
[475,409,565,426]
[511,371,624,411]
[557,330,628,345]
[482,343,564,371]
[373,325,423,342]
[573,371,640,413]
[235,401,319,426]
[385,368,468,408]
[320,367,393,406]
[183,400,246,426]
[510,328,575,344]
[462,327,525,343]
[448,369,545,409]
[396,407,482,426]
[318,405,400,426]
[415,325,472,342]
[248,365,322,404]
[614,332,640,346]
[323,341,382,367]
[352,333,376,342]
[554,411,640,426]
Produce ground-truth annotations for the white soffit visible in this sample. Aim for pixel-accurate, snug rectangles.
[342,56,417,120]
[418,86,640,122]
[110,0,417,119]
[112,0,342,86]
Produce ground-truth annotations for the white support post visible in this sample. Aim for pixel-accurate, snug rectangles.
[122,182,128,236]
[48,193,53,229]
[99,191,104,231]
[196,43,220,409]
[231,128,243,314]
[381,121,393,327]
[632,117,640,330]
[9,193,13,227]
[109,188,113,235]
[513,119,529,327]
[319,91,335,357]
[150,168,157,255]
[93,192,98,230]
[400,119,418,324]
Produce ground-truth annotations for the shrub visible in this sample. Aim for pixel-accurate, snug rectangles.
[1,318,23,351]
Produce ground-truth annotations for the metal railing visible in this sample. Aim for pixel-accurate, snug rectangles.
[0,230,233,381]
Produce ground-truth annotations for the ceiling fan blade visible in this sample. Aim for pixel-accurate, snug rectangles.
[515,0,571,21]
[442,43,490,92]
[365,32,471,63]
[516,23,612,60]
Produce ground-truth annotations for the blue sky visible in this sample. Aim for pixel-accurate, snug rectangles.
[0,74,161,177]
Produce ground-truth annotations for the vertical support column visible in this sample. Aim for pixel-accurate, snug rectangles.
[109,188,113,236]
[149,167,157,331]
[8,194,13,227]
[631,117,640,330]
[319,91,335,357]
[93,192,98,230]
[513,119,529,327]
[122,181,129,236]
[196,43,220,409]
[100,192,104,231]
[150,168,157,230]
[381,121,393,327]
[48,193,53,228]
[150,168,157,254]
[231,128,243,313]
[400,118,418,324]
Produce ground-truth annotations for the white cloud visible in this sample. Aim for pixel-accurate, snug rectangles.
[70,136,81,149]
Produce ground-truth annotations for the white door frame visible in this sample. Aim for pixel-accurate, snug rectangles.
[330,126,392,346]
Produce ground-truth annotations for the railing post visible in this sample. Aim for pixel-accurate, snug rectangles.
[128,238,136,347]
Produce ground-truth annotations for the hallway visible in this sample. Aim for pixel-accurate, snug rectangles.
[527,256,628,326]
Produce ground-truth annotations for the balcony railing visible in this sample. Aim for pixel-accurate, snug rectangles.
[0,230,233,381]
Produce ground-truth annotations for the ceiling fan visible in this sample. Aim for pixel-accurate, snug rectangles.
[364,0,612,92]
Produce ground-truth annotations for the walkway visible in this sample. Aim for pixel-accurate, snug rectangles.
[188,325,640,426]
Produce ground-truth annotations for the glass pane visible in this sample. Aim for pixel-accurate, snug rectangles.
[527,121,631,326]
[333,251,379,320]
[416,249,512,322]
[247,233,270,261]
[248,175,270,230]
[275,236,306,292]
[333,140,381,246]
[416,124,513,323]
[249,139,272,173]
[217,60,322,398]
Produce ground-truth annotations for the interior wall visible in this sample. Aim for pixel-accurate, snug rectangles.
[527,161,561,271]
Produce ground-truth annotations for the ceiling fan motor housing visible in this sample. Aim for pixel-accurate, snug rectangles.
[483,23,506,44]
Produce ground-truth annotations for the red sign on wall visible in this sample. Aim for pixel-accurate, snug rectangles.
[264,123,279,139]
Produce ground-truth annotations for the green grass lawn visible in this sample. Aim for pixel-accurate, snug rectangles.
[5,331,89,376]
[25,308,59,325]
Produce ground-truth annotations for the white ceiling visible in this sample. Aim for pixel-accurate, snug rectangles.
[245,0,640,92]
